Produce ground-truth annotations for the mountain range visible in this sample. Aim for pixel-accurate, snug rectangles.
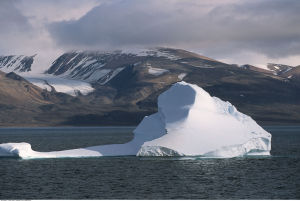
[1,48,300,127]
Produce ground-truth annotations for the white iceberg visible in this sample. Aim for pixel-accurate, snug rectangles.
[0,82,271,159]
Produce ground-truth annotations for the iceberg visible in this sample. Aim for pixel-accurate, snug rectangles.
[0,82,271,159]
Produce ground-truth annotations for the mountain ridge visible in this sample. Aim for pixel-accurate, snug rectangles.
[0,55,35,73]
[1,48,300,126]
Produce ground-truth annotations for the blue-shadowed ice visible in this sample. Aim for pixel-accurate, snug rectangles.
[0,82,271,159]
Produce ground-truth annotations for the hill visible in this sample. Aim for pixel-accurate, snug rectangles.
[1,48,300,126]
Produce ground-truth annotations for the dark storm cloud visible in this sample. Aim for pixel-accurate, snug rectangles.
[48,0,300,59]
[0,0,100,71]
[1,0,299,67]
[0,0,34,55]
[0,0,31,35]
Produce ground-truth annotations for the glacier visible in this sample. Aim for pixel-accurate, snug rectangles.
[0,82,271,159]
[23,73,95,96]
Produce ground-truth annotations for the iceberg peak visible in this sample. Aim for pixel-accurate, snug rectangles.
[136,81,271,157]
[0,82,271,159]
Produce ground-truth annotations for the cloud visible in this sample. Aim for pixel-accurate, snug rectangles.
[48,0,300,65]
[0,0,33,55]
[0,0,31,33]
[0,0,101,72]
[16,0,101,23]
[0,0,299,69]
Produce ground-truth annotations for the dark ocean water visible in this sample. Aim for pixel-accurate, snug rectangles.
[0,126,299,199]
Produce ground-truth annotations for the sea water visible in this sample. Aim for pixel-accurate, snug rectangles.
[0,126,299,199]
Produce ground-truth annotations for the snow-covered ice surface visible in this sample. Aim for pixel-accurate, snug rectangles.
[148,67,169,76]
[0,55,34,72]
[145,62,169,76]
[26,77,53,91]
[24,74,94,96]
[0,82,271,159]
[178,73,187,80]
[121,48,181,60]
[99,67,125,84]
[136,82,271,157]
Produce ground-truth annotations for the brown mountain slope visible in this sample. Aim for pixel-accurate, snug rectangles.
[57,49,300,126]
[1,48,300,127]
[0,71,73,126]
[0,72,54,105]
[281,66,300,82]
[240,64,273,75]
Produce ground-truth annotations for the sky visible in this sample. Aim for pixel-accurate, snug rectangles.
[1,0,300,72]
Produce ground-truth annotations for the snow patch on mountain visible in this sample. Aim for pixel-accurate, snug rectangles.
[267,63,294,75]
[84,68,110,83]
[45,51,129,84]
[0,55,35,73]
[148,67,169,76]
[99,67,125,84]
[0,82,271,159]
[26,77,53,91]
[45,48,180,83]
[145,62,169,76]
[121,48,181,60]
[25,74,94,96]
[178,73,187,80]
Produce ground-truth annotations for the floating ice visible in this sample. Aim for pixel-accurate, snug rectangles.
[0,82,271,159]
